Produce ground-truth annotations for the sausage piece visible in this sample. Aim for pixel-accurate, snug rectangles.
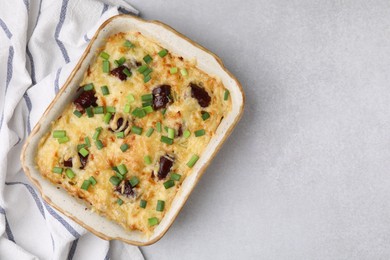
[189,83,211,107]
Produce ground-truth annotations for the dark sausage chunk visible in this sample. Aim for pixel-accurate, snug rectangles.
[189,83,211,107]
[110,65,129,81]
[157,155,174,180]
[73,90,97,112]
[115,180,135,197]
[152,85,172,110]
[177,125,183,137]
[79,153,88,169]
[64,158,73,168]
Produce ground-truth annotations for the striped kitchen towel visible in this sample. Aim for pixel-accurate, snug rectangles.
[0,0,144,259]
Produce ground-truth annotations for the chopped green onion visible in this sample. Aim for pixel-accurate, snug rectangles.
[103,60,110,73]
[53,130,66,138]
[143,105,153,114]
[145,127,154,137]
[183,130,191,138]
[187,155,199,168]
[103,113,112,124]
[140,200,147,208]
[109,176,121,186]
[52,167,63,174]
[148,217,158,226]
[161,136,173,145]
[120,143,129,152]
[86,107,94,118]
[201,111,210,121]
[58,136,70,144]
[85,137,91,147]
[81,180,91,190]
[132,107,146,118]
[101,85,109,96]
[168,128,175,139]
[180,68,188,76]
[115,171,124,180]
[131,125,143,135]
[117,164,128,175]
[170,173,181,181]
[142,68,153,77]
[77,144,86,151]
[106,106,116,113]
[123,67,132,77]
[170,67,178,74]
[156,122,162,132]
[89,176,97,186]
[137,64,148,73]
[144,155,152,165]
[158,49,168,57]
[142,101,152,107]
[162,108,167,115]
[117,198,123,205]
[92,127,102,140]
[112,166,119,173]
[83,83,94,91]
[129,176,139,187]
[93,106,104,114]
[100,52,110,60]
[95,140,104,150]
[163,180,175,189]
[156,200,165,212]
[65,168,75,179]
[143,54,152,64]
[127,94,135,103]
[79,147,89,157]
[124,40,134,48]
[73,110,82,118]
[141,94,153,101]
[224,89,230,100]
[114,57,126,66]
[116,132,125,139]
[164,126,169,132]
[194,129,205,137]
[144,75,151,83]
[124,103,131,113]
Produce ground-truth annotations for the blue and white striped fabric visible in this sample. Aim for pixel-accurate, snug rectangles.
[0,0,144,259]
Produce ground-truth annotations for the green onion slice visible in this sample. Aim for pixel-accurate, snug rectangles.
[73,110,82,118]
[81,180,91,190]
[93,106,104,114]
[143,54,152,64]
[124,103,131,113]
[224,89,230,100]
[170,173,181,181]
[115,57,126,66]
[124,40,134,48]
[158,49,168,57]
[53,130,66,138]
[144,75,151,83]
[141,94,153,101]
[100,52,110,60]
[117,164,128,175]
[161,136,173,145]
[180,68,188,76]
[106,106,116,113]
[52,167,63,174]
[145,127,154,137]
[144,155,152,165]
[140,200,147,208]
[79,147,89,157]
[148,217,158,226]
[194,129,205,137]
[92,127,103,140]
[131,125,143,135]
[156,200,165,212]
[170,67,178,74]
[103,113,112,124]
[156,122,162,133]
[183,130,191,138]
[168,128,175,139]
[143,105,153,114]
[89,176,97,186]
[129,176,139,187]
[109,176,121,186]
[95,140,104,150]
[123,67,132,77]
[137,64,148,73]
[65,168,75,179]
[120,143,129,152]
[117,198,124,205]
[163,180,175,189]
[187,155,199,168]
[201,111,210,121]
[127,94,135,103]
[101,85,109,95]
[83,83,94,91]
[58,136,70,144]
[103,60,110,73]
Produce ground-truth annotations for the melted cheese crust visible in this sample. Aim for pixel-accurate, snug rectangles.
[36,31,231,235]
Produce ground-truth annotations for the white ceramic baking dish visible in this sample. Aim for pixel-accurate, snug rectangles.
[21,14,244,246]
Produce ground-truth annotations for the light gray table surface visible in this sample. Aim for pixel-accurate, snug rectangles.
[131,1,390,259]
